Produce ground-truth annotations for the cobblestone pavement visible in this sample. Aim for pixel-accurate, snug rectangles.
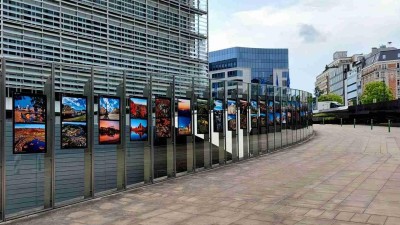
[7,125,400,225]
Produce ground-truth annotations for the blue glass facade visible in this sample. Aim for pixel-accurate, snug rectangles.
[209,47,289,85]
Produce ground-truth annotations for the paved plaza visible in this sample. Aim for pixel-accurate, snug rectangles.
[7,125,400,225]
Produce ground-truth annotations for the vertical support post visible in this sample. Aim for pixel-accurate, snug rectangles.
[354,118,355,128]
[83,67,94,198]
[186,78,194,172]
[166,76,175,177]
[340,118,342,127]
[143,76,153,183]
[322,117,325,125]
[204,78,211,169]
[388,119,391,133]
[219,81,226,165]
[44,63,55,209]
[0,59,7,221]
[116,72,126,190]
[371,119,373,130]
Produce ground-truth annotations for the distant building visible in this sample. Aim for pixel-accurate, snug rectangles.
[209,47,289,86]
[361,47,400,99]
[315,70,330,96]
[209,67,251,97]
[345,55,363,105]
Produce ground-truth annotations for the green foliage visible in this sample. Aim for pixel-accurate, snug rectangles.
[318,93,343,104]
[314,86,323,97]
[361,81,394,104]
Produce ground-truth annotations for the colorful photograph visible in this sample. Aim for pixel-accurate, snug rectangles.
[260,100,267,114]
[61,96,87,122]
[197,114,209,134]
[227,99,236,131]
[213,99,223,111]
[268,100,274,114]
[250,100,258,115]
[239,99,248,115]
[178,98,192,136]
[14,94,46,123]
[250,100,258,128]
[99,96,120,121]
[156,117,171,138]
[251,115,258,128]
[129,97,148,119]
[99,120,120,144]
[275,112,281,125]
[240,113,247,130]
[213,111,223,132]
[282,112,287,124]
[130,118,148,141]
[14,123,46,154]
[268,113,274,126]
[260,113,266,127]
[155,97,171,118]
[61,122,87,149]
[197,98,209,115]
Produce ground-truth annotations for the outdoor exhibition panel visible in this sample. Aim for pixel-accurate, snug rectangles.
[0,58,313,221]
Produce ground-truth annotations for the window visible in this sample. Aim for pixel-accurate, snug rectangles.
[382,64,387,69]
[382,55,386,60]
[397,63,399,68]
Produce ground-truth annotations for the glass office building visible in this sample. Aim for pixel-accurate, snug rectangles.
[209,47,289,85]
[0,0,208,96]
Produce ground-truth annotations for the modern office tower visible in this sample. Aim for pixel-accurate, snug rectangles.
[1,0,208,96]
[209,47,289,85]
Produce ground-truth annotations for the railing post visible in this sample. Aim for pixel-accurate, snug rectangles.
[388,119,391,133]
[322,117,324,125]
[353,118,355,128]
[371,119,373,130]
[340,118,342,127]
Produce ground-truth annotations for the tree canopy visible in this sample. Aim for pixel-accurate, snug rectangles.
[318,93,343,104]
[361,81,394,104]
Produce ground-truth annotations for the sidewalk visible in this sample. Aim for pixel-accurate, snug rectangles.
[7,125,400,225]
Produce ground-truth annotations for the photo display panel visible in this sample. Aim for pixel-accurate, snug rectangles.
[213,98,223,132]
[275,100,281,125]
[287,101,292,125]
[178,98,192,136]
[61,94,88,149]
[239,99,248,130]
[129,97,148,141]
[13,93,47,154]
[268,100,274,126]
[282,102,287,124]
[98,96,121,145]
[196,98,209,134]
[259,100,267,127]
[155,97,172,138]
[250,99,258,128]
[227,99,237,131]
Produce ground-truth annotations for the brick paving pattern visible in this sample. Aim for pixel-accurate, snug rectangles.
[6,125,400,225]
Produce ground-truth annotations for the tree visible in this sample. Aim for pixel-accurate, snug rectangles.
[318,93,343,104]
[361,81,394,104]
[314,86,323,97]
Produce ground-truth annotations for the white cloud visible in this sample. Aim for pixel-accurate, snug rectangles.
[209,0,400,93]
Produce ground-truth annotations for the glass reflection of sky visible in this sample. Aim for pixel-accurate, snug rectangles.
[214,99,223,111]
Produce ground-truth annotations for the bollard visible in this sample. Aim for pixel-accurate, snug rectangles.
[322,117,325,125]
[340,118,342,127]
[353,118,355,128]
[388,119,391,133]
[371,119,373,130]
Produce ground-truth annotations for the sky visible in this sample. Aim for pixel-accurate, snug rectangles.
[209,0,400,93]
